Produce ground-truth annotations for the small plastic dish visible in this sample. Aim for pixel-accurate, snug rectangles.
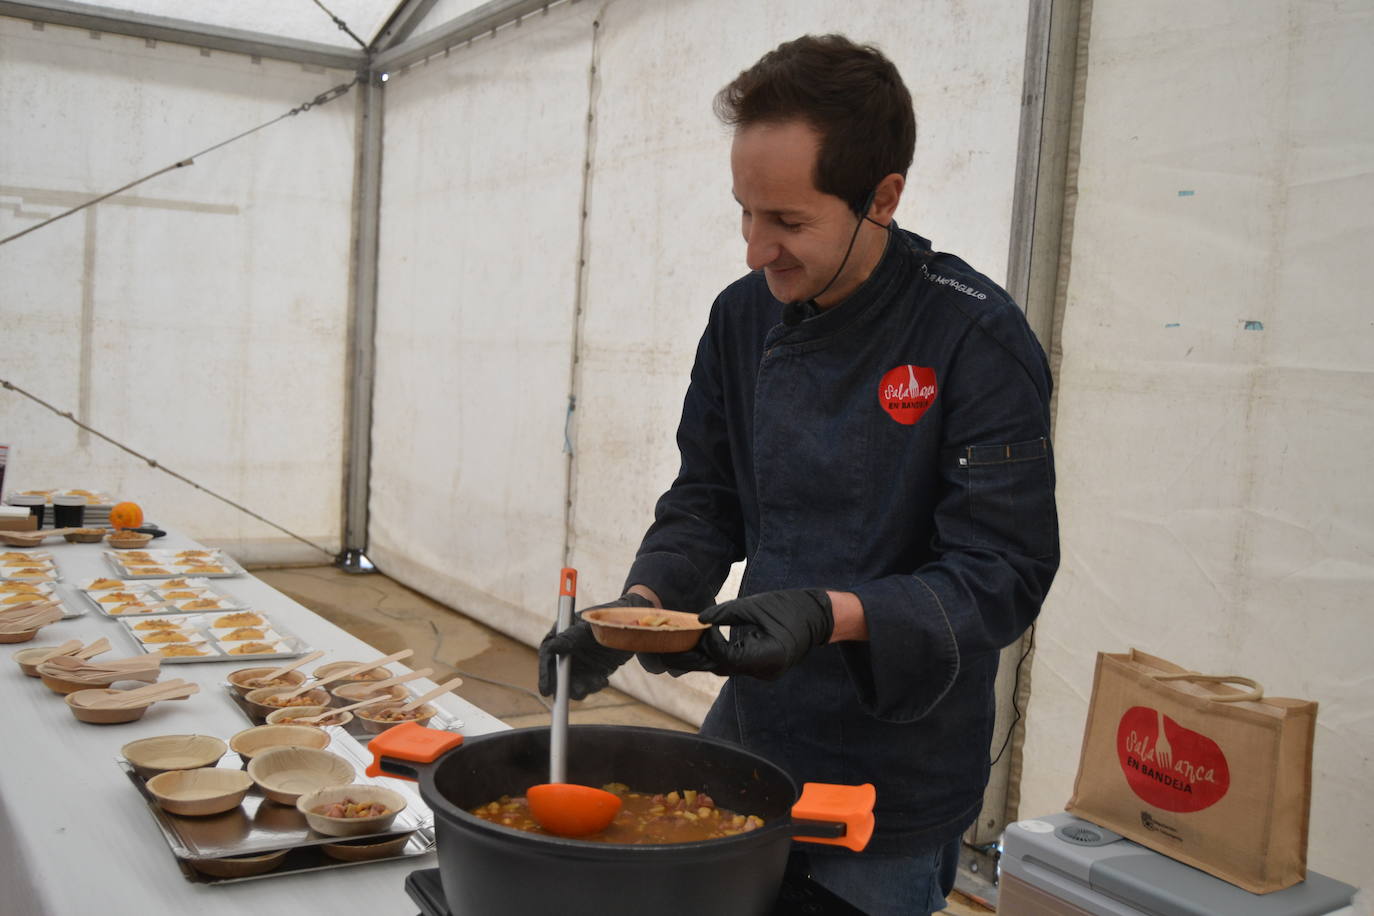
[146,767,253,816]
[330,681,409,707]
[66,688,151,724]
[313,660,392,683]
[39,668,118,696]
[320,831,414,861]
[243,685,331,719]
[247,747,355,805]
[107,532,154,549]
[265,705,352,728]
[13,644,76,677]
[583,607,710,653]
[63,528,108,543]
[187,848,288,878]
[121,734,228,780]
[354,703,437,735]
[228,724,330,762]
[0,532,45,548]
[297,784,407,837]
[226,666,308,697]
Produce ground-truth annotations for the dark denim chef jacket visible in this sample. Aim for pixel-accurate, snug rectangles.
[626,226,1060,855]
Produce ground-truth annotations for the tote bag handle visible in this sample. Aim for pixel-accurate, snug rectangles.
[1151,672,1263,703]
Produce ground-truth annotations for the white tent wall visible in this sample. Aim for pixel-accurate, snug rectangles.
[1018,1,1374,887]
[367,2,597,644]
[0,17,356,564]
[368,0,1030,726]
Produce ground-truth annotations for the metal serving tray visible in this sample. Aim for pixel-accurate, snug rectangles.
[0,581,84,619]
[103,549,246,580]
[224,682,466,744]
[120,735,436,884]
[120,612,311,663]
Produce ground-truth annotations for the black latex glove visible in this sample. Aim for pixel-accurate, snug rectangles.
[538,593,655,700]
[641,589,833,681]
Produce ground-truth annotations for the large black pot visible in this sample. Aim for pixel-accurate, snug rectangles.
[370,723,873,916]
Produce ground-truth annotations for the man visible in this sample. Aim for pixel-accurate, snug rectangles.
[542,34,1058,915]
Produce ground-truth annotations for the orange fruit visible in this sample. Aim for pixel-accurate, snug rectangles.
[109,501,144,530]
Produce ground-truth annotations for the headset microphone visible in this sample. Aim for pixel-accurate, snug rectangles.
[781,187,879,326]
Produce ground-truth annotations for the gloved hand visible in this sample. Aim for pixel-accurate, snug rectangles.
[640,589,833,681]
[538,593,655,700]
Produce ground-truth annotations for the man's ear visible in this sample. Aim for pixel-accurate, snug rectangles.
[869,173,905,223]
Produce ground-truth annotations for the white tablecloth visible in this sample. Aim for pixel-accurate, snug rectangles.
[0,530,508,916]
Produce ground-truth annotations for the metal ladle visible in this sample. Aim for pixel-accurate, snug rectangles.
[525,568,623,837]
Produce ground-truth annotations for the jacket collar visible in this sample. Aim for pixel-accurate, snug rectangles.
[769,223,932,346]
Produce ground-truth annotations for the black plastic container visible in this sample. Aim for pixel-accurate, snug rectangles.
[376,725,868,916]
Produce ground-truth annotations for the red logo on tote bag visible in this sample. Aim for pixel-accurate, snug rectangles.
[1116,706,1230,812]
[878,365,937,425]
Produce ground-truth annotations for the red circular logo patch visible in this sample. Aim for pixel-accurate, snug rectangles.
[1116,706,1230,812]
[878,365,938,425]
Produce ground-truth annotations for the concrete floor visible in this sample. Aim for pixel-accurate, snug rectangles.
[252,564,995,915]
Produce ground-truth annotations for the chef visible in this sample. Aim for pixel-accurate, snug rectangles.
[541,34,1059,915]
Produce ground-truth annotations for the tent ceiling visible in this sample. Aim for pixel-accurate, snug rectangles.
[48,0,401,47]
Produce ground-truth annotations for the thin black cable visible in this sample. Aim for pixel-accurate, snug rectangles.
[990,623,1035,766]
[310,0,369,48]
[0,79,358,248]
[0,378,335,558]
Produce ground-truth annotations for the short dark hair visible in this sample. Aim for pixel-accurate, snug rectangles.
[715,34,916,215]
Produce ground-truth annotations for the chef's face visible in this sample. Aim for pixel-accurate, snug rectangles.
[731,119,876,307]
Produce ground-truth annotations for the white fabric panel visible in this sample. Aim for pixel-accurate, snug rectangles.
[59,0,398,47]
[368,2,596,647]
[1019,1,1374,886]
[569,0,1030,723]
[0,19,354,564]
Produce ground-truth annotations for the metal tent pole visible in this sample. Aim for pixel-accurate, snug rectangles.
[337,71,385,574]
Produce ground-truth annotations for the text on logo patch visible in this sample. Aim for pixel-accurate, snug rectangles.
[1116,706,1230,813]
[878,365,938,425]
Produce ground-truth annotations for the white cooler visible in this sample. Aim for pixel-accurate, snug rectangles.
[998,813,1356,916]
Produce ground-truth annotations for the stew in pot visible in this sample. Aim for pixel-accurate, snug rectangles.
[471,784,764,844]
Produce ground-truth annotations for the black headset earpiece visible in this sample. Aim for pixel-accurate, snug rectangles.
[782,186,884,324]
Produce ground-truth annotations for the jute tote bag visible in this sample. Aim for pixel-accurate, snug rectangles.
[1066,649,1317,893]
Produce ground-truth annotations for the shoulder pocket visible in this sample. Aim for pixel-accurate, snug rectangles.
[957,437,1058,560]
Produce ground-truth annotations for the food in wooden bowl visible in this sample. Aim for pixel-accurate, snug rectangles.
[146,767,252,816]
[107,531,154,549]
[354,702,437,735]
[313,660,391,683]
[330,681,409,707]
[297,784,406,837]
[227,666,308,696]
[265,705,352,728]
[243,685,331,718]
[583,607,711,653]
[247,747,355,805]
[187,849,288,878]
[121,734,228,779]
[228,724,330,762]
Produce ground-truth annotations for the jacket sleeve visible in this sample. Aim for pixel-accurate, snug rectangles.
[846,304,1060,722]
[624,299,747,612]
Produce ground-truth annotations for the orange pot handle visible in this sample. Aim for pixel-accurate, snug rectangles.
[365,721,464,779]
[790,782,875,852]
